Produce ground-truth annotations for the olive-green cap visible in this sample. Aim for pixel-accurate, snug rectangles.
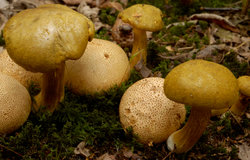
[118,4,163,31]
[164,60,239,110]
[3,4,94,73]
[237,76,250,97]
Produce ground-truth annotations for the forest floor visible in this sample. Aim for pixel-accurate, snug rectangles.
[0,0,249,159]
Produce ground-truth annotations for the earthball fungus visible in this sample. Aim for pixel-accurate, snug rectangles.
[65,38,130,95]
[164,59,239,153]
[3,4,94,112]
[0,49,42,89]
[119,77,186,144]
[0,72,31,134]
[118,4,163,68]
[230,76,250,116]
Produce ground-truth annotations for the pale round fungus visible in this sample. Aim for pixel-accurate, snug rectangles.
[66,38,130,95]
[119,77,186,144]
[0,49,42,88]
[0,72,31,134]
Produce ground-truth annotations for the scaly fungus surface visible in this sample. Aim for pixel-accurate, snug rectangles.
[119,77,186,144]
[0,72,31,134]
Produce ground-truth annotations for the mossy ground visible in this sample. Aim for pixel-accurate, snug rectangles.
[0,0,249,159]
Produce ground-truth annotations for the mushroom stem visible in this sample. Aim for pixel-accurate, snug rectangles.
[230,94,249,116]
[167,108,211,153]
[130,28,147,68]
[34,63,65,112]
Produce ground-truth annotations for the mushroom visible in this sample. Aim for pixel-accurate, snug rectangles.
[118,4,163,68]
[164,59,239,153]
[230,76,250,116]
[65,38,130,95]
[0,72,31,134]
[3,4,94,112]
[0,49,42,89]
[119,77,186,144]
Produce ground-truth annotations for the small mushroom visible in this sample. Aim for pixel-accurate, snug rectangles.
[164,59,239,153]
[230,76,250,116]
[0,72,31,134]
[118,4,163,68]
[119,77,186,144]
[0,49,42,89]
[3,4,94,112]
[65,38,130,95]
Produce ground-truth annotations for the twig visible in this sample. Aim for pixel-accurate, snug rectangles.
[200,7,241,11]
[225,40,250,55]
[0,143,23,157]
[162,151,173,160]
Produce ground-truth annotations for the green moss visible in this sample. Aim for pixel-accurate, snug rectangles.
[0,71,143,159]
[99,8,118,26]
[94,28,110,40]
[223,52,250,78]
[0,31,5,46]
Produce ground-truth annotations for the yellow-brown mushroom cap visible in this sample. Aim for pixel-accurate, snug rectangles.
[65,38,130,95]
[164,60,239,110]
[118,4,163,32]
[237,76,250,97]
[38,4,95,41]
[0,49,42,88]
[3,4,93,73]
[0,72,31,134]
[119,77,186,144]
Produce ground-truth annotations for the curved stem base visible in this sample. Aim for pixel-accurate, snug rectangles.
[167,108,211,153]
[34,63,65,112]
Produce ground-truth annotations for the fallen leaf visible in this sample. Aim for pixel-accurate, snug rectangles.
[63,0,83,5]
[189,13,240,33]
[215,27,242,43]
[134,59,152,78]
[100,1,123,12]
[97,153,116,160]
[0,0,9,10]
[74,141,91,158]
[238,143,250,160]
[111,17,133,48]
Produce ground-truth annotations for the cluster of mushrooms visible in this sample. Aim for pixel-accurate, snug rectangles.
[0,3,249,154]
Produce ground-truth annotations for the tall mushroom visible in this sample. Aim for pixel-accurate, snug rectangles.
[0,72,31,134]
[119,77,186,144]
[65,38,130,95]
[118,4,163,68]
[3,4,94,112]
[230,76,250,116]
[164,59,239,153]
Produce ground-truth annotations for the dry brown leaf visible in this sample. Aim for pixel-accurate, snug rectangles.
[215,27,242,43]
[63,0,83,5]
[238,143,250,160]
[189,13,240,33]
[111,18,133,48]
[13,0,41,9]
[97,153,116,160]
[74,141,91,158]
[0,0,9,10]
[134,59,153,78]
[100,1,123,12]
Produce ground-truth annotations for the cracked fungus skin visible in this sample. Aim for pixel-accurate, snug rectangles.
[3,5,90,73]
[0,50,42,88]
[119,77,186,144]
[0,73,31,134]
[65,38,130,95]
[164,59,239,110]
